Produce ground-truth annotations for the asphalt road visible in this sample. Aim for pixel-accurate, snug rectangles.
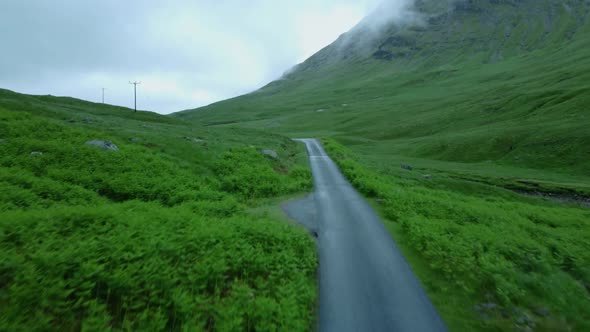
[296,139,447,332]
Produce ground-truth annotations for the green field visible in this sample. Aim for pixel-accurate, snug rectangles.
[322,139,590,331]
[0,89,317,331]
[177,0,590,330]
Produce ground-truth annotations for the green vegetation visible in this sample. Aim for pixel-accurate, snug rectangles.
[177,0,590,330]
[322,139,590,331]
[0,89,317,331]
[178,0,590,194]
[3,0,590,330]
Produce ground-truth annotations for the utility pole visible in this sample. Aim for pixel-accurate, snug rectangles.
[101,88,106,104]
[129,81,141,112]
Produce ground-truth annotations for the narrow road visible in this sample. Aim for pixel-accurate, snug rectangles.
[297,139,447,332]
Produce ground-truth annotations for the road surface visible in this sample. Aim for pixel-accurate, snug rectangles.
[295,139,447,332]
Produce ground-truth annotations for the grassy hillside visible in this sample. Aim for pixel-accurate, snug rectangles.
[176,0,590,330]
[323,139,590,331]
[177,0,590,193]
[0,88,317,331]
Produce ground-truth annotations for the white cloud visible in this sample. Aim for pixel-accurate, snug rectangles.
[0,0,405,114]
[296,4,365,61]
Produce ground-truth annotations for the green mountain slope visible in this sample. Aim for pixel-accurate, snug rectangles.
[0,88,317,331]
[177,0,590,186]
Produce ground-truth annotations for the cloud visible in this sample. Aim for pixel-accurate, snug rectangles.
[364,0,419,29]
[0,0,405,114]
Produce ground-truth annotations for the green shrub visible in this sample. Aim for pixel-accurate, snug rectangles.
[322,138,590,330]
[214,148,311,200]
[0,204,317,331]
[0,106,317,331]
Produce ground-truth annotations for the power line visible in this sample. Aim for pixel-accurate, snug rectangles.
[129,81,141,112]
[101,88,106,104]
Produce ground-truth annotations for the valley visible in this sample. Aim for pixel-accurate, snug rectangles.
[177,0,590,330]
[1,0,589,331]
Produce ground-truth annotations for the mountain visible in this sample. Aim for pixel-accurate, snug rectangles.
[176,0,590,181]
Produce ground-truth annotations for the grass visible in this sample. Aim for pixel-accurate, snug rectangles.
[176,0,590,330]
[0,89,317,331]
[3,1,590,330]
[177,0,590,192]
[322,139,590,331]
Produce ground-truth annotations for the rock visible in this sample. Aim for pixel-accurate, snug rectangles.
[141,124,153,128]
[516,314,535,327]
[315,109,326,113]
[479,312,492,320]
[533,307,551,317]
[129,137,141,143]
[30,151,43,157]
[342,104,348,107]
[423,175,433,180]
[82,118,93,123]
[86,140,119,151]
[401,164,413,171]
[481,303,498,311]
[261,149,278,159]
[184,137,205,143]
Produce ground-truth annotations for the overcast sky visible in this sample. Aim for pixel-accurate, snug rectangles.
[0,0,393,114]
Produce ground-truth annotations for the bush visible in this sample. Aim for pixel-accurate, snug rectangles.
[0,204,317,331]
[214,148,311,200]
[0,107,317,331]
[321,138,590,330]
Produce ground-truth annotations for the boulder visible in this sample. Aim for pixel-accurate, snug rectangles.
[423,175,433,180]
[86,140,119,151]
[533,307,551,317]
[401,164,413,171]
[261,149,278,159]
[129,137,141,143]
[481,303,498,310]
[516,314,535,327]
[184,137,205,143]
[30,151,43,157]
[479,312,491,320]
